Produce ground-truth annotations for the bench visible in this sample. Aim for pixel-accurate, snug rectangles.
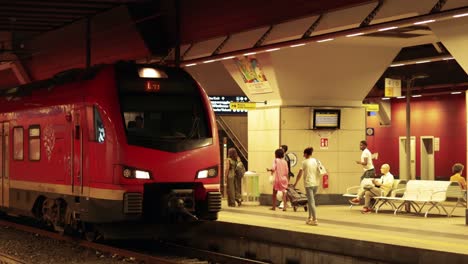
[373,180,407,213]
[377,180,452,217]
[343,179,404,210]
[446,181,467,216]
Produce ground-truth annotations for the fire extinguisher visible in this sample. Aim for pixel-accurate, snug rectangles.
[322,174,329,189]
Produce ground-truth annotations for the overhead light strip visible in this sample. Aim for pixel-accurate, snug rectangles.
[181,6,468,66]
[390,55,454,67]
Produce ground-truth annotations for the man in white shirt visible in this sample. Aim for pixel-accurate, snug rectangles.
[356,140,374,180]
[361,164,394,213]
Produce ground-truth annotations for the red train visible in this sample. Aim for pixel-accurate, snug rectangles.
[0,61,221,238]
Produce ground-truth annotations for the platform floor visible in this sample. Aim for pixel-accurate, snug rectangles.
[218,200,468,256]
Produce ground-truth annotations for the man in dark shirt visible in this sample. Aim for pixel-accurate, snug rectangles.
[282,145,294,180]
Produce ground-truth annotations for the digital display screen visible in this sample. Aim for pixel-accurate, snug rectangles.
[209,95,249,115]
[312,109,341,129]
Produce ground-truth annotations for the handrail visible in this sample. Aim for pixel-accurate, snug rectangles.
[216,116,248,163]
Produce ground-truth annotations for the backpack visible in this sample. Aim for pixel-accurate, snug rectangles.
[235,160,246,178]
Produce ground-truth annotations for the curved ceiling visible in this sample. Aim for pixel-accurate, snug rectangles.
[0,0,467,98]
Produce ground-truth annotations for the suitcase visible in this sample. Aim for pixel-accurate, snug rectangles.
[286,185,308,212]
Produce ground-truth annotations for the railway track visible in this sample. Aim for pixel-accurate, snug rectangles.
[0,217,268,264]
[0,253,28,264]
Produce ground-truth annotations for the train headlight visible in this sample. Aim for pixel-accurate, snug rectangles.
[196,166,218,179]
[122,167,152,179]
[135,170,151,179]
[138,68,168,78]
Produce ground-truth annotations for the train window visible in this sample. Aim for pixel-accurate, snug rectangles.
[29,125,41,161]
[86,106,105,143]
[13,127,24,161]
[94,107,105,143]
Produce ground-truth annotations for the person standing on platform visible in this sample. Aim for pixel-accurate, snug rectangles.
[225,148,242,207]
[279,145,294,209]
[294,147,320,226]
[281,145,294,180]
[450,163,466,190]
[267,149,289,211]
[356,140,375,181]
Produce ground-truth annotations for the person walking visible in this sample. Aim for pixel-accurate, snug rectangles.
[356,140,375,181]
[267,148,289,211]
[294,147,320,226]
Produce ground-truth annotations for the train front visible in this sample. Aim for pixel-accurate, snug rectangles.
[115,62,221,222]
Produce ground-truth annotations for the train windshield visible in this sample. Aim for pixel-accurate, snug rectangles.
[116,63,212,152]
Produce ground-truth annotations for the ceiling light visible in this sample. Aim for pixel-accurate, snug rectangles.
[443,57,454,60]
[412,95,422,98]
[390,63,405,67]
[451,91,462,94]
[414,19,436,25]
[346,32,364,37]
[290,43,306,47]
[266,48,280,52]
[453,13,468,18]
[243,52,256,56]
[221,56,235,60]
[185,63,197,67]
[316,38,334,43]
[415,60,430,64]
[203,60,215,64]
[382,97,390,100]
[397,96,406,99]
[378,26,398,31]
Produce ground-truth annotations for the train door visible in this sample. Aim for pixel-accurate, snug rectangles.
[71,109,85,197]
[0,122,10,208]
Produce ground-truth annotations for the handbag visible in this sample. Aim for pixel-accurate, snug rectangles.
[316,159,327,176]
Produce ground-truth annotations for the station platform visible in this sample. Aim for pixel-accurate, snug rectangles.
[214,199,468,263]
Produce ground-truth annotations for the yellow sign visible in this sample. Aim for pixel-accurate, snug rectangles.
[229,102,257,110]
[385,78,401,97]
[362,104,379,112]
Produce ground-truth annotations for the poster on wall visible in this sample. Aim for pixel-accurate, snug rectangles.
[234,56,273,94]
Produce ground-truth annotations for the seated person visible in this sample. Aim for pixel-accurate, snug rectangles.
[135,116,144,128]
[351,164,394,213]
[127,121,137,129]
[450,163,467,190]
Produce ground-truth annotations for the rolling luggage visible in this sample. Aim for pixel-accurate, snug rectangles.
[286,185,308,211]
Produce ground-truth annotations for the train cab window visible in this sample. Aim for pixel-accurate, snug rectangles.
[86,106,105,143]
[116,63,211,152]
[124,113,144,131]
[13,127,24,160]
[29,125,41,161]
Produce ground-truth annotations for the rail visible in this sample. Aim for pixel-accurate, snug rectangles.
[216,116,248,162]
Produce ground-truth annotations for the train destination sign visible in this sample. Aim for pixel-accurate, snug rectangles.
[209,96,250,114]
[230,102,257,110]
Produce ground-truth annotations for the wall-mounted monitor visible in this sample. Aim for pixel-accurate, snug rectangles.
[312,109,341,129]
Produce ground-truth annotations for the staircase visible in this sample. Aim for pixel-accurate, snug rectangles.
[216,116,248,166]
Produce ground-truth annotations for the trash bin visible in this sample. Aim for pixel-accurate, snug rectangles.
[242,171,259,204]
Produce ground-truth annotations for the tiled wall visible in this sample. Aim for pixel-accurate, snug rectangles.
[248,106,366,195]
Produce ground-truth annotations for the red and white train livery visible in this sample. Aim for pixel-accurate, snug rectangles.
[0,61,221,236]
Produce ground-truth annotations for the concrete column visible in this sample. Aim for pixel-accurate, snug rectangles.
[431,16,468,224]
[219,40,402,203]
